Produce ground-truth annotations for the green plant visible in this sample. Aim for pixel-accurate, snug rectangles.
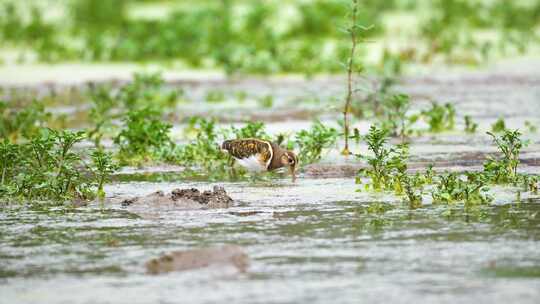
[524,121,537,133]
[491,118,506,133]
[357,126,408,191]
[90,149,118,200]
[114,107,173,164]
[0,100,51,141]
[205,90,226,103]
[0,129,97,203]
[230,122,270,140]
[431,172,492,206]
[421,102,456,133]
[87,84,116,147]
[483,130,527,183]
[342,0,370,155]
[295,121,338,164]
[118,72,179,110]
[257,95,274,108]
[175,117,235,180]
[464,115,478,133]
[380,94,418,142]
[401,174,423,209]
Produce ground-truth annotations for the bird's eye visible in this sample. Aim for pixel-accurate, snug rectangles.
[288,157,294,164]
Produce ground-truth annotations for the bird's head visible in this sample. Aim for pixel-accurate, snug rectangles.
[280,150,298,182]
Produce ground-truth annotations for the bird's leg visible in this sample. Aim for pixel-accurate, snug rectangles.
[228,156,237,178]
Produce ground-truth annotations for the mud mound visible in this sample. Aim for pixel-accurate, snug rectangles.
[120,186,234,210]
[146,245,249,274]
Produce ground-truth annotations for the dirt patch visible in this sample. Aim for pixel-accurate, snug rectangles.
[145,245,249,274]
[120,186,234,210]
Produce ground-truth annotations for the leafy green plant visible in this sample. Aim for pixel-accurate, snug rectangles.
[483,130,527,183]
[357,126,408,192]
[421,102,456,133]
[0,129,97,203]
[0,100,51,141]
[205,90,226,103]
[114,107,173,164]
[175,117,235,180]
[524,121,537,133]
[464,115,478,133]
[118,72,179,110]
[295,121,338,164]
[380,94,418,142]
[230,122,270,140]
[87,84,116,147]
[431,172,493,207]
[491,118,506,133]
[90,149,118,200]
[257,95,274,109]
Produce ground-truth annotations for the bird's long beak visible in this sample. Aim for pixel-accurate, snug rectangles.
[289,165,296,183]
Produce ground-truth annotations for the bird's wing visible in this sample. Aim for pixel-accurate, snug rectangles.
[223,139,273,169]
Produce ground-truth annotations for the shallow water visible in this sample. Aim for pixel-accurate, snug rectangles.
[1,178,539,304]
[2,61,540,303]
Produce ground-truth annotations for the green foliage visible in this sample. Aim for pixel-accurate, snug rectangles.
[90,150,118,200]
[87,85,116,147]
[431,172,492,206]
[118,72,179,110]
[524,121,537,133]
[174,117,233,180]
[205,90,226,103]
[464,115,478,134]
[357,126,408,192]
[295,121,338,164]
[0,129,97,202]
[0,100,51,141]
[230,122,270,140]
[380,94,418,142]
[2,0,539,72]
[421,102,456,133]
[491,118,506,133]
[257,95,274,109]
[114,107,173,164]
[483,130,527,183]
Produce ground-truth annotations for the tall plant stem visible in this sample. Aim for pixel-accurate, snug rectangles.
[342,0,359,156]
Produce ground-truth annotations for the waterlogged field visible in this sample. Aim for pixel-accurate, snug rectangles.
[1,61,540,303]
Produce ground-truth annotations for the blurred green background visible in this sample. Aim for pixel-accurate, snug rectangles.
[1,0,539,74]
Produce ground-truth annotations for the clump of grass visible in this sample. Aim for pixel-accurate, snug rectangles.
[295,121,338,164]
[483,129,528,183]
[421,102,456,133]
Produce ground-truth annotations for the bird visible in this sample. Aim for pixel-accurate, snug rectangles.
[221,138,298,182]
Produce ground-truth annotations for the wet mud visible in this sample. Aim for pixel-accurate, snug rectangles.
[146,245,249,274]
[120,186,234,211]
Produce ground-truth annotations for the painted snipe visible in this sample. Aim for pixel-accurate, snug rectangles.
[222,138,298,182]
